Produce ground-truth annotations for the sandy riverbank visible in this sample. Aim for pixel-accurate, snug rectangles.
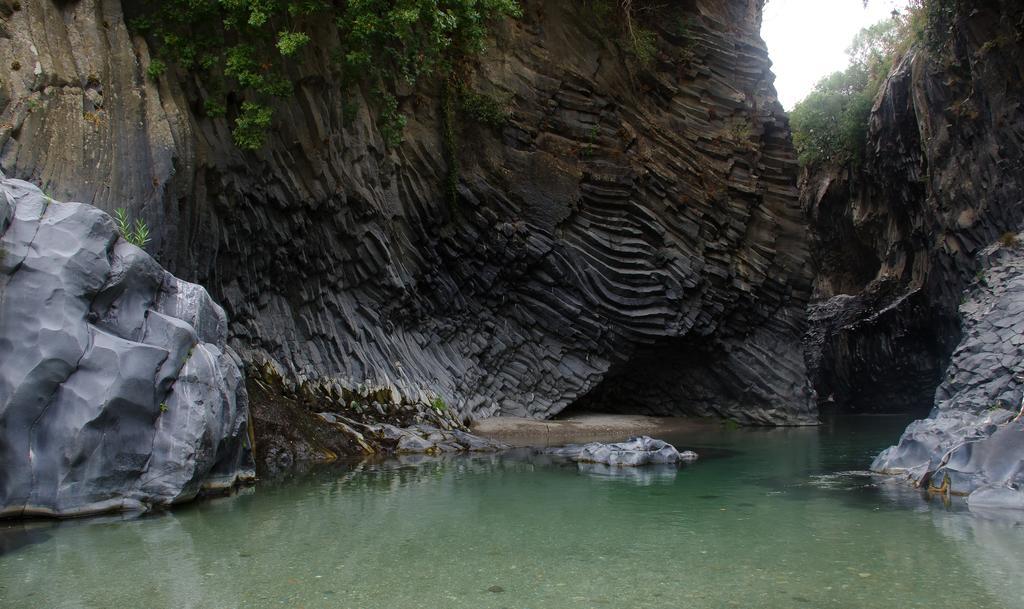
[470,413,708,447]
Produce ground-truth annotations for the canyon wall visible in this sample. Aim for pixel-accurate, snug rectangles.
[0,0,814,423]
[804,0,1024,413]
[872,233,1024,509]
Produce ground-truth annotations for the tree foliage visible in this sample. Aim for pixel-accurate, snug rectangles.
[789,1,932,167]
[129,0,521,150]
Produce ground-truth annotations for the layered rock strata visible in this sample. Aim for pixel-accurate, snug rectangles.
[0,0,815,424]
[0,178,255,517]
[872,236,1024,508]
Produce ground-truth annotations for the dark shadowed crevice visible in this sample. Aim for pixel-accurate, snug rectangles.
[558,335,771,423]
[809,174,882,297]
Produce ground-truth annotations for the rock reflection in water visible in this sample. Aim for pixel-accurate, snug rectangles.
[575,462,679,485]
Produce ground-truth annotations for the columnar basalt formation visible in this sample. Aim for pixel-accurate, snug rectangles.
[803,0,1024,413]
[0,177,255,518]
[872,235,1024,509]
[0,1,814,423]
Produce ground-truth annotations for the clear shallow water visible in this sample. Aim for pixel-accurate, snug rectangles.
[3,416,1024,609]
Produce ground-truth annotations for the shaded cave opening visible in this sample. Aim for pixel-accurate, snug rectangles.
[555,336,742,422]
[811,179,884,298]
[810,302,960,419]
[558,323,950,423]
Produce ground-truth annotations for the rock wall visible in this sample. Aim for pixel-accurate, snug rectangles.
[0,177,254,518]
[872,235,1024,509]
[803,0,1024,413]
[0,0,814,423]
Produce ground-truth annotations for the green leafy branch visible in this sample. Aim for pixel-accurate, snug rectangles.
[790,0,961,168]
[114,208,152,249]
[129,0,522,150]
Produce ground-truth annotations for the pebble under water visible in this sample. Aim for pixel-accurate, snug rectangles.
[2,415,1023,609]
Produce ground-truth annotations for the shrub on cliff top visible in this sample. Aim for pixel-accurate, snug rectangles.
[129,0,521,150]
[789,1,932,168]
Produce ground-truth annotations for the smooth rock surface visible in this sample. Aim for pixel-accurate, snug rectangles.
[0,178,254,518]
[872,237,1024,507]
[548,436,697,467]
[0,1,815,425]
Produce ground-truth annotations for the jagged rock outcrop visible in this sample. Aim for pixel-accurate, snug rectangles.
[0,177,255,518]
[803,0,1024,413]
[0,1,814,424]
[872,235,1024,508]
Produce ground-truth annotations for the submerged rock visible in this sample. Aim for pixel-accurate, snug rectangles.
[549,436,697,467]
[872,238,1024,507]
[0,178,255,518]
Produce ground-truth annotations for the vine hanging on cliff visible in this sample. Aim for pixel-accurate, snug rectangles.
[128,0,521,150]
[580,0,663,65]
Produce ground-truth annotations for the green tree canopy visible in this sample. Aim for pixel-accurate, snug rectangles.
[789,2,927,167]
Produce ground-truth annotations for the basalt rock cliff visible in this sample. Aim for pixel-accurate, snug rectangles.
[0,1,815,424]
[803,0,1024,413]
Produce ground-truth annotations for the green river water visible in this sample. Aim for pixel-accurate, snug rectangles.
[2,415,1022,609]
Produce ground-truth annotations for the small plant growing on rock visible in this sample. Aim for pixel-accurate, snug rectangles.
[203,98,226,118]
[999,232,1020,248]
[457,86,512,128]
[146,58,167,81]
[629,27,658,65]
[233,102,274,150]
[581,123,601,158]
[430,397,448,412]
[127,0,521,150]
[276,31,310,57]
[83,111,103,128]
[730,119,752,143]
[114,208,152,249]
[376,92,407,150]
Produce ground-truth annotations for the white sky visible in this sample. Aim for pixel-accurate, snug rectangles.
[761,0,911,109]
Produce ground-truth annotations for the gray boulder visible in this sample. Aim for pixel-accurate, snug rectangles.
[549,436,697,467]
[872,237,1024,507]
[388,424,508,454]
[0,178,254,518]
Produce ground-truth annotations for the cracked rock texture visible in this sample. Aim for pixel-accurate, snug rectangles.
[872,236,1024,508]
[0,177,254,518]
[803,0,1024,413]
[0,1,814,424]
